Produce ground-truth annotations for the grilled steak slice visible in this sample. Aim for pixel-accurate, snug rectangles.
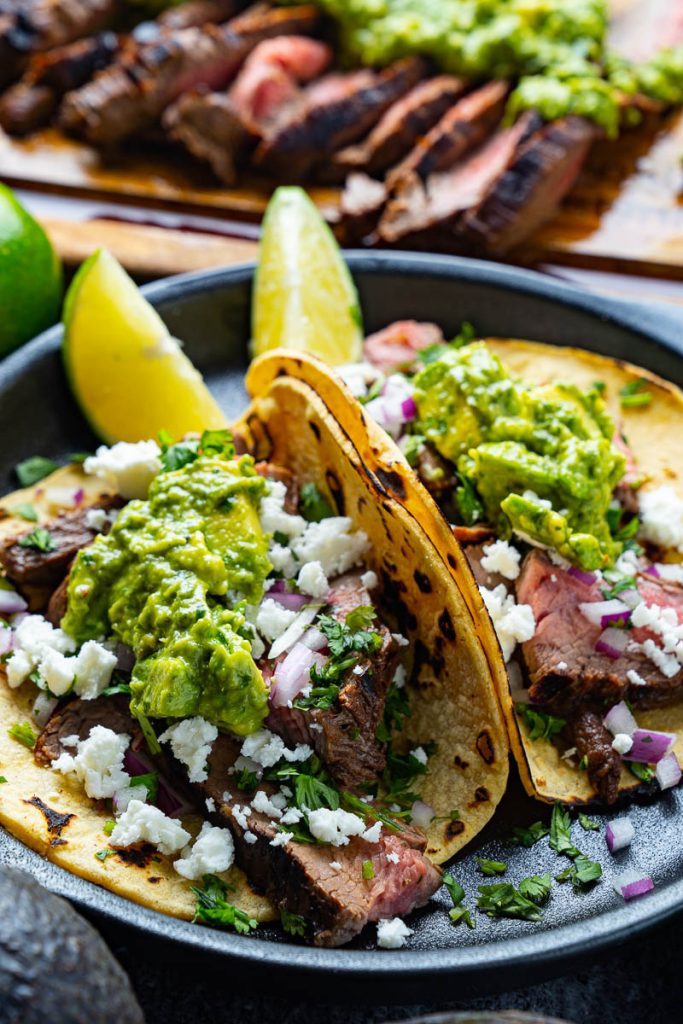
[329,75,468,180]
[337,172,388,245]
[158,0,239,30]
[567,708,622,805]
[459,116,597,254]
[0,498,119,589]
[46,575,69,627]
[0,32,118,135]
[516,549,683,712]
[363,319,443,374]
[386,80,509,190]
[199,733,441,946]
[378,112,534,246]
[254,57,426,179]
[165,35,331,184]
[60,4,320,144]
[267,572,399,791]
[34,694,138,767]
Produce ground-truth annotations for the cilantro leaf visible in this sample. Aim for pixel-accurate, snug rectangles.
[549,803,579,858]
[199,429,234,457]
[12,502,38,522]
[95,848,116,862]
[442,873,465,907]
[15,456,59,487]
[341,791,403,833]
[556,855,602,891]
[449,906,475,928]
[131,771,158,803]
[192,874,258,934]
[376,682,410,743]
[135,712,161,755]
[280,908,306,937]
[300,482,334,523]
[619,378,652,408]
[8,722,36,749]
[345,605,376,632]
[509,821,549,848]
[293,773,340,812]
[578,813,600,832]
[476,858,507,877]
[517,705,567,743]
[67,452,92,465]
[18,527,56,553]
[401,434,425,467]
[476,883,543,922]
[0,776,7,784]
[629,761,655,783]
[518,872,552,904]
[235,768,259,793]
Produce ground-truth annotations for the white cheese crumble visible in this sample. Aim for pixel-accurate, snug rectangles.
[627,669,647,687]
[251,789,284,820]
[231,804,250,830]
[110,799,191,856]
[330,860,342,870]
[480,540,522,581]
[612,733,634,755]
[410,746,428,766]
[5,616,115,700]
[386,851,400,864]
[654,563,683,584]
[84,507,108,532]
[260,480,307,539]
[53,725,130,800]
[84,440,162,500]
[361,570,378,590]
[72,640,117,699]
[361,821,382,843]
[393,664,407,688]
[337,361,383,398]
[240,729,312,770]
[377,917,413,949]
[307,808,366,847]
[281,807,303,825]
[205,797,216,813]
[296,560,329,599]
[159,716,217,783]
[244,830,257,845]
[5,615,76,688]
[270,831,293,847]
[291,517,369,578]
[639,486,683,552]
[255,599,297,642]
[174,821,235,880]
[480,584,536,662]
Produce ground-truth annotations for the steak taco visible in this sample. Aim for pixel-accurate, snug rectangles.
[0,366,508,948]
[254,328,683,808]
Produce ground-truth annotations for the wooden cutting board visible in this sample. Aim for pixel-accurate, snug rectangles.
[1,0,682,278]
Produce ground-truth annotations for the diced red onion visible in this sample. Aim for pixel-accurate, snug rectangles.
[299,628,327,652]
[644,565,661,578]
[613,870,654,901]
[270,590,308,612]
[568,566,596,585]
[268,604,320,659]
[401,396,417,421]
[601,610,632,628]
[606,816,635,853]
[0,627,13,656]
[157,777,195,819]
[270,642,326,708]
[45,486,80,510]
[623,728,676,764]
[123,747,154,776]
[32,692,58,727]
[410,800,434,828]
[115,643,135,673]
[619,589,642,610]
[595,627,629,659]
[603,701,638,738]
[580,599,631,628]
[655,752,682,791]
[0,589,28,616]
[73,488,85,506]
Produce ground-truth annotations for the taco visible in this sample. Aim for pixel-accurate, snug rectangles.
[251,327,683,808]
[0,366,508,948]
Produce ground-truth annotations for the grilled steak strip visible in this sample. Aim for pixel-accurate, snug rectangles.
[34,694,139,767]
[329,75,469,180]
[567,708,622,805]
[157,0,239,30]
[386,80,509,190]
[60,4,320,144]
[254,57,426,179]
[267,572,399,791]
[516,549,683,712]
[0,31,118,135]
[458,115,598,254]
[197,732,441,946]
[337,172,388,245]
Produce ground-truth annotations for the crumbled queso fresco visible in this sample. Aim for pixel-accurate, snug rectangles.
[479,584,536,662]
[376,916,413,949]
[638,485,683,553]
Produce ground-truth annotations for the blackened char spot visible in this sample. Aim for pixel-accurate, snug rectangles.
[375,468,406,499]
[380,568,417,633]
[447,554,457,569]
[453,755,469,769]
[413,570,432,593]
[115,844,156,868]
[476,730,495,765]
[471,786,490,805]
[309,420,321,441]
[446,819,465,839]
[438,608,455,641]
[413,639,444,680]
[25,796,74,846]
[148,876,162,883]
[276,368,288,378]
[325,470,345,515]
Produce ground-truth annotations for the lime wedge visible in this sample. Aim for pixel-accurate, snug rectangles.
[63,249,228,443]
[252,186,363,365]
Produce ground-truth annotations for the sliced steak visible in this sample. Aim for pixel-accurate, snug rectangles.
[267,572,399,791]
[46,575,69,627]
[60,4,320,144]
[337,172,388,245]
[254,57,426,179]
[199,733,441,946]
[0,32,119,135]
[329,75,468,180]
[463,542,511,591]
[386,80,509,190]
[459,115,598,255]
[516,549,683,711]
[157,0,239,30]
[0,498,120,589]
[363,320,443,374]
[34,694,137,767]
[567,707,622,805]
[378,112,534,247]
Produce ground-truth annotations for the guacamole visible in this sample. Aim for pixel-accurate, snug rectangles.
[413,343,626,570]
[63,454,272,735]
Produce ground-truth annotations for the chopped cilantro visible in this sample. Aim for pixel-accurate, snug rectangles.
[280,908,306,937]
[276,822,318,845]
[300,482,334,522]
[158,428,235,472]
[18,527,56,553]
[294,774,340,812]
[102,681,132,697]
[8,722,36,749]
[296,611,382,710]
[509,821,549,848]
[518,873,552,904]
[592,380,606,395]
[342,791,402,833]
[579,755,588,770]
[549,804,602,890]
[103,819,116,836]
[401,433,425,467]
[0,776,7,784]
[12,502,38,522]
[200,429,235,456]
[629,761,655,783]
[579,813,600,832]
[362,859,374,880]
[294,682,343,712]
[95,848,116,862]
[549,803,579,858]
[345,605,376,632]
[450,809,461,821]
[556,854,602,891]
[376,682,410,743]
[235,768,259,793]
[601,575,637,600]
[517,705,567,743]
[273,530,290,547]
[619,378,652,408]
[192,874,258,934]
[476,857,507,877]
[443,873,475,928]
[449,906,475,927]
[476,883,543,922]
[131,771,158,803]
[15,455,59,487]
[67,452,92,465]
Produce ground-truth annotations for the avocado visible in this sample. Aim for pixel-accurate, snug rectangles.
[0,866,144,1024]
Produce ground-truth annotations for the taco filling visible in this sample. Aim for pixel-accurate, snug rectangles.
[342,325,683,805]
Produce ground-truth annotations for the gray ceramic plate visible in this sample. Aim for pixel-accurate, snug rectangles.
[1,253,682,995]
